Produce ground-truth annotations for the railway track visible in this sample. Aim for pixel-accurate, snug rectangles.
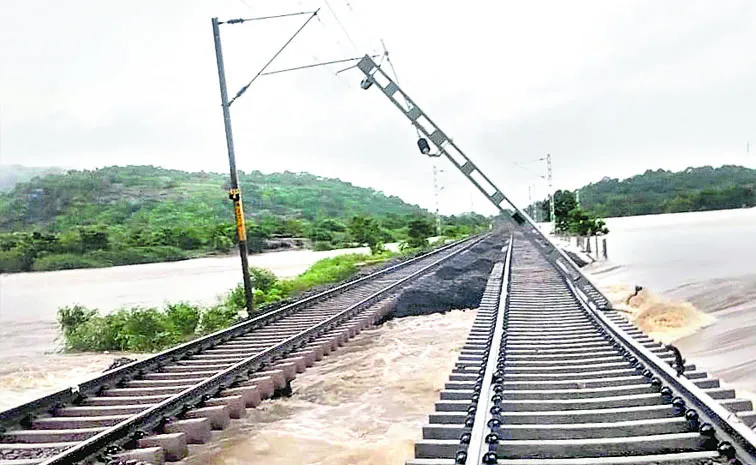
[0,234,490,465]
[411,235,756,465]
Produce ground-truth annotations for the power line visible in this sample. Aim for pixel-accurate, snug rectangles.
[312,11,371,86]
[228,10,320,106]
[378,40,420,138]
[323,0,360,53]
[260,55,378,76]
[341,0,382,55]
[315,14,354,66]
[382,40,401,83]
[222,10,314,24]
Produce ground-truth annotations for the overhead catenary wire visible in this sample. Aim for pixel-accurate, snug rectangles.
[314,14,359,81]
[222,10,315,24]
[261,55,378,76]
[291,0,345,79]
[340,0,383,56]
[323,0,361,53]
[311,8,378,87]
[379,40,420,138]
[228,9,320,106]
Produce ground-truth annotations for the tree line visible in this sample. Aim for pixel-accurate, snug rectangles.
[0,166,489,273]
[531,190,609,236]
[578,165,756,218]
[526,164,756,233]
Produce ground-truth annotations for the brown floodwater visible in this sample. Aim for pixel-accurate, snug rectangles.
[587,208,756,396]
[179,310,476,465]
[0,309,475,462]
[0,246,379,382]
[0,352,141,411]
[2,210,754,463]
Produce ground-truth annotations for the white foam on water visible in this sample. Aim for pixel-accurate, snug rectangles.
[182,310,476,465]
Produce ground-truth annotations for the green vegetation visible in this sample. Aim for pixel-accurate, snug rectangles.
[0,165,490,273]
[57,303,238,352]
[578,165,756,218]
[533,190,609,236]
[406,218,436,248]
[529,165,756,229]
[347,215,386,255]
[56,247,414,352]
[0,165,64,192]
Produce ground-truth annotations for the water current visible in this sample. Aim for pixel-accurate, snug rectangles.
[587,207,756,395]
[0,246,371,410]
[0,209,753,462]
[0,247,372,359]
[181,310,475,465]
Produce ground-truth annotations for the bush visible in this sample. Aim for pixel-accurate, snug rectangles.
[58,305,98,337]
[164,303,201,337]
[313,241,334,251]
[211,235,234,252]
[398,241,424,255]
[199,305,239,333]
[86,246,187,266]
[61,315,110,351]
[369,242,386,255]
[58,303,203,352]
[0,249,28,273]
[27,247,188,272]
[119,308,176,351]
[290,254,361,291]
[250,267,278,293]
[225,284,247,310]
[407,218,435,248]
[57,306,126,352]
[56,250,402,353]
[32,253,105,271]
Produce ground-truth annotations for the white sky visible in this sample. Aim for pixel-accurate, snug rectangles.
[1,0,755,214]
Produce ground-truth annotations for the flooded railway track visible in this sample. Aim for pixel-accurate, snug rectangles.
[0,234,490,465]
[411,236,756,465]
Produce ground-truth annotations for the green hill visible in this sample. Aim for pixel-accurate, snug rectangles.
[0,165,460,273]
[577,165,756,218]
[0,165,425,232]
[0,165,64,192]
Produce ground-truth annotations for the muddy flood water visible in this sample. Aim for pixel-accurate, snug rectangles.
[0,246,373,410]
[587,207,756,395]
[0,247,374,361]
[179,310,476,465]
[0,309,476,464]
[0,208,754,463]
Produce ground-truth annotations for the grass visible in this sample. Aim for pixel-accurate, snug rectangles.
[31,246,189,272]
[57,303,232,352]
[55,235,471,353]
[56,249,404,353]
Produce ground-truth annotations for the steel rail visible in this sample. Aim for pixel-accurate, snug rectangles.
[560,259,756,463]
[35,234,488,465]
[0,234,481,432]
[354,54,613,314]
[465,237,512,464]
[411,235,755,465]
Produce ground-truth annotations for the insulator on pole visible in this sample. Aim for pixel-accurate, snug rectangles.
[417,137,431,155]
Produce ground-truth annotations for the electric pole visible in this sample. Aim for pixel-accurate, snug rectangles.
[208,10,363,314]
[528,184,533,220]
[547,153,555,227]
[212,17,254,313]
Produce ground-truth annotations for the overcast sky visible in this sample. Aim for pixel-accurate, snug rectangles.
[1,0,754,214]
